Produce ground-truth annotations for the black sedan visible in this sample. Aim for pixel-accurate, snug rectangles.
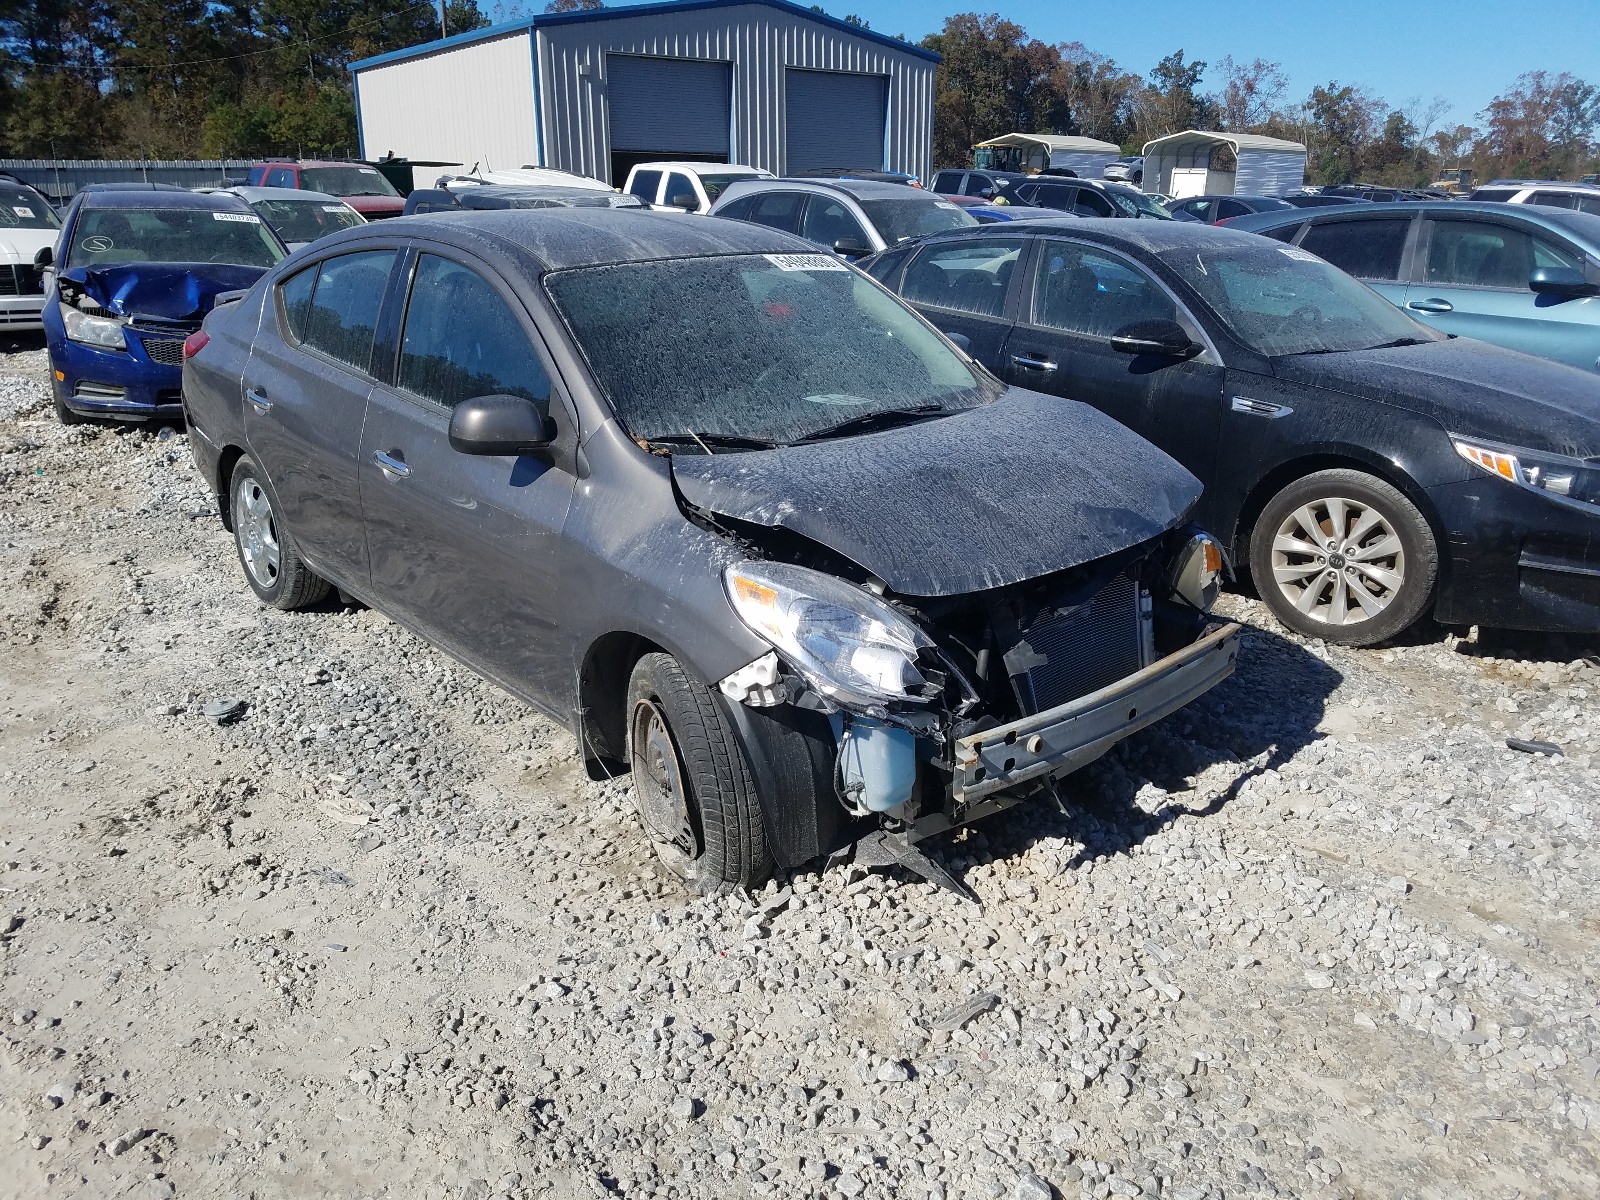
[864,220,1600,645]
[182,210,1238,893]
[1167,195,1294,224]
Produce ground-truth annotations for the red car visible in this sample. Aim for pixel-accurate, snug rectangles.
[245,160,405,219]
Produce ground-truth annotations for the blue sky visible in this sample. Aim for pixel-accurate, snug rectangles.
[590,0,1600,130]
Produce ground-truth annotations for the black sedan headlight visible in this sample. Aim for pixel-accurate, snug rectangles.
[1452,435,1600,514]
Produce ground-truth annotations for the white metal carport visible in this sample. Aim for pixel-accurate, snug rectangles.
[1141,131,1306,198]
[973,133,1122,177]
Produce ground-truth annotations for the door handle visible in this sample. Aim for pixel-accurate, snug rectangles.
[372,449,411,478]
[1010,354,1058,371]
[245,388,271,413]
[1407,298,1454,314]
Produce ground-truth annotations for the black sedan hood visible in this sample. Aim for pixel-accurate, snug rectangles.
[671,388,1201,597]
[1275,338,1600,459]
[63,263,269,325]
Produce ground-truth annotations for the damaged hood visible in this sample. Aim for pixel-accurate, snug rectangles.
[671,388,1201,597]
[1275,338,1600,459]
[63,263,269,325]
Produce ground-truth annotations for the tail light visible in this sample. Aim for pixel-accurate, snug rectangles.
[183,330,210,360]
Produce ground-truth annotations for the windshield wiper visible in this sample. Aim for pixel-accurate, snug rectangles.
[1291,336,1431,357]
[796,404,951,444]
[1366,337,1430,349]
[643,432,781,454]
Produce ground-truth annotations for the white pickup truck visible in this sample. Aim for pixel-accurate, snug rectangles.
[623,162,773,214]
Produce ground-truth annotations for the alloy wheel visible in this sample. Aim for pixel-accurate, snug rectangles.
[235,476,282,590]
[1269,495,1406,627]
[629,698,701,877]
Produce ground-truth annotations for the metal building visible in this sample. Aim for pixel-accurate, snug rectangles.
[1141,131,1307,198]
[349,0,939,188]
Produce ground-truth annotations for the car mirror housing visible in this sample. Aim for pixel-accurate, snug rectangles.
[669,193,700,212]
[1529,266,1597,298]
[1109,319,1199,357]
[448,394,556,456]
[34,245,53,268]
[833,239,873,258]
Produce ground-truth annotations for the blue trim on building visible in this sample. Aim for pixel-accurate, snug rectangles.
[353,72,366,159]
[529,34,545,167]
[348,0,941,74]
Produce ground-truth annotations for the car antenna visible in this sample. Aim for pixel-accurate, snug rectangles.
[689,432,715,455]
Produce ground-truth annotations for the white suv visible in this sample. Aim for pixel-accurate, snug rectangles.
[0,175,61,332]
[1468,180,1600,215]
[623,163,773,214]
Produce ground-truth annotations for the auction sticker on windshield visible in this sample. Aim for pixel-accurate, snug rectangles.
[212,212,261,223]
[764,253,848,272]
[1279,246,1321,262]
[13,206,33,217]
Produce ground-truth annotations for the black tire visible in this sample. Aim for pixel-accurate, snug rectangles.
[54,392,86,425]
[1249,468,1437,647]
[1131,171,1143,186]
[228,456,331,611]
[626,653,772,892]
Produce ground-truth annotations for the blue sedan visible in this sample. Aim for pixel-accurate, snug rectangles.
[41,187,286,423]
[1227,201,1600,373]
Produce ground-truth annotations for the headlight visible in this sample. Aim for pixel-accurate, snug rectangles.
[1452,435,1600,512]
[61,303,126,351]
[723,561,934,713]
[1169,530,1225,611]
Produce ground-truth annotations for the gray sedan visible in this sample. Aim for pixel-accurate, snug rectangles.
[181,210,1237,894]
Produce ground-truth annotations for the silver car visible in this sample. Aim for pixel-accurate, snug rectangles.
[216,186,366,252]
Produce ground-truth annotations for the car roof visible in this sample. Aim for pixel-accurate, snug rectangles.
[320,207,820,273]
[629,162,769,174]
[1224,199,1600,247]
[80,188,255,212]
[226,186,348,204]
[911,217,1249,254]
[721,177,932,200]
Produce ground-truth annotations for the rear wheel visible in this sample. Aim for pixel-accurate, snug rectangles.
[1249,469,1437,647]
[627,653,772,892]
[229,457,331,611]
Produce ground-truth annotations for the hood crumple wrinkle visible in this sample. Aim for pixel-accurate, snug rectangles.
[66,263,268,324]
[671,388,1201,597]
[1274,338,1600,459]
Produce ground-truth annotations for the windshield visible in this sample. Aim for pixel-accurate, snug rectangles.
[858,197,978,245]
[546,253,992,446]
[66,206,286,268]
[1106,188,1173,219]
[1171,239,1439,357]
[249,197,363,243]
[699,174,759,203]
[0,185,60,230]
[301,166,399,198]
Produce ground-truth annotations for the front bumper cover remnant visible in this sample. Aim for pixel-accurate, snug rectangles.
[951,621,1242,804]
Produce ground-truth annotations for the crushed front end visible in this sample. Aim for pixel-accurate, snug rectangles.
[718,526,1241,850]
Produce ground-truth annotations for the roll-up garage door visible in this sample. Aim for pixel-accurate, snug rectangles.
[785,68,888,174]
[607,55,731,183]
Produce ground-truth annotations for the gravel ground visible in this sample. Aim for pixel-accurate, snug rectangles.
[1,342,1597,1200]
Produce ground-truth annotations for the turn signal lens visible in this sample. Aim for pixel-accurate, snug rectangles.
[1454,441,1519,482]
[182,330,210,360]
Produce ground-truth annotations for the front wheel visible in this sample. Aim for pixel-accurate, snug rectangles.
[1248,469,1437,647]
[627,653,772,892]
[229,457,331,611]
[54,392,86,426]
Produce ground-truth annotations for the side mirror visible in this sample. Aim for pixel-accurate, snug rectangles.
[977,188,995,199]
[448,394,555,456]
[1109,319,1199,358]
[34,245,53,268]
[669,193,700,212]
[833,238,873,258]
[944,331,972,354]
[1529,266,1597,298]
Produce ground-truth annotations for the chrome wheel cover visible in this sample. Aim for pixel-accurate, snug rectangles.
[1270,496,1405,626]
[629,698,701,876]
[235,476,282,590]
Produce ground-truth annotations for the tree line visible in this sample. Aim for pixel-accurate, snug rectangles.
[2,3,1597,186]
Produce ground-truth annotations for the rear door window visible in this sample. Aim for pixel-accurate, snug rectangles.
[628,170,662,205]
[1173,199,1214,222]
[744,191,806,235]
[1073,189,1116,217]
[303,250,396,372]
[1529,191,1577,209]
[1298,218,1410,280]
[1217,199,1251,221]
[278,264,318,342]
[902,239,1024,318]
[398,254,550,411]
